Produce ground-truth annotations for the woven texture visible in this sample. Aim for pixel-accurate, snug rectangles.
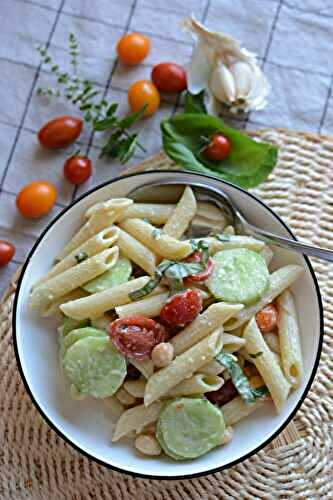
[1,128,333,499]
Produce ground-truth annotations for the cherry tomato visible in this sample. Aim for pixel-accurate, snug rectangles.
[128,80,160,116]
[38,116,83,149]
[64,155,92,185]
[108,316,166,360]
[117,33,150,65]
[206,379,237,406]
[183,251,214,283]
[16,181,57,219]
[159,289,202,328]
[151,62,187,93]
[203,133,231,162]
[255,303,278,333]
[0,241,15,267]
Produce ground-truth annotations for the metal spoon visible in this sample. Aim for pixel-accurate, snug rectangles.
[129,178,333,262]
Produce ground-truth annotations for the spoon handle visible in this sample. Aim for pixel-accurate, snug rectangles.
[247,224,333,262]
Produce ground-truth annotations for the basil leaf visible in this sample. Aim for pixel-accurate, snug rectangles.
[161,113,278,189]
[75,251,88,263]
[249,351,263,359]
[164,262,203,281]
[251,386,269,398]
[128,277,160,301]
[214,234,231,242]
[216,352,267,406]
[118,104,147,129]
[184,91,207,114]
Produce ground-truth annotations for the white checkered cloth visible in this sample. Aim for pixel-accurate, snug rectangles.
[0,0,332,296]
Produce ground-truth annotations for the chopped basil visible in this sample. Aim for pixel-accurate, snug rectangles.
[128,276,160,301]
[75,251,89,263]
[152,228,162,240]
[216,351,268,406]
[214,234,231,242]
[164,262,203,281]
[249,351,263,359]
[189,239,209,265]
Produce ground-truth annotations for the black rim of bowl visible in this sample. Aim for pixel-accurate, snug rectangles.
[12,170,324,480]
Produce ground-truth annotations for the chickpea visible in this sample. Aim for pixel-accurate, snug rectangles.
[219,426,234,446]
[151,342,174,368]
[135,434,161,456]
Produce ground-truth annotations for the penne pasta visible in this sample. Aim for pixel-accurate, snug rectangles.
[222,333,246,353]
[196,201,227,226]
[112,402,163,441]
[224,265,304,331]
[124,378,146,398]
[187,235,265,255]
[263,332,280,354]
[243,318,290,412]
[116,291,169,318]
[276,290,303,388]
[199,359,225,376]
[260,246,274,266]
[119,218,192,260]
[40,288,88,317]
[117,228,157,276]
[117,203,175,224]
[163,186,197,239]
[165,374,223,398]
[60,276,154,320]
[130,359,154,379]
[144,328,223,406]
[171,302,243,356]
[30,247,119,311]
[115,387,137,407]
[104,396,125,421]
[34,226,119,288]
[221,395,269,426]
[85,198,133,219]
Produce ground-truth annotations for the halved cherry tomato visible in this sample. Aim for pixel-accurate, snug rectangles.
[108,316,166,360]
[0,241,15,267]
[255,303,278,333]
[203,133,231,161]
[128,80,160,116]
[16,181,57,219]
[38,116,83,149]
[183,251,214,283]
[117,33,150,65]
[159,289,202,328]
[64,155,92,185]
[151,62,187,93]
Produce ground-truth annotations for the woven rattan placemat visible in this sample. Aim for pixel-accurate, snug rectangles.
[1,128,332,499]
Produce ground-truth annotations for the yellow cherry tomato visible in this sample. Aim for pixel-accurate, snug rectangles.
[128,80,160,117]
[16,181,57,219]
[117,33,150,65]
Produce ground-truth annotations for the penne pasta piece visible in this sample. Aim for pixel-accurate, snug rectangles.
[85,198,133,218]
[224,265,304,331]
[116,291,169,318]
[165,374,224,398]
[222,333,246,353]
[144,328,223,406]
[135,434,161,456]
[260,246,274,266]
[112,402,163,441]
[40,288,88,317]
[30,247,119,311]
[117,203,176,224]
[104,396,125,421]
[243,318,290,412]
[163,186,197,239]
[171,302,243,356]
[130,359,154,379]
[276,290,303,388]
[187,235,265,255]
[115,387,137,407]
[124,378,146,398]
[34,226,119,288]
[263,332,280,354]
[221,395,269,426]
[223,225,236,236]
[117,228,157,276]
[199,359,225,376]
[197,201,227,226]
[119,218,192,260]
[60,275,155,320]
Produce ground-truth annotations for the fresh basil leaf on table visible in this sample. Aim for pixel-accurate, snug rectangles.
[184,90,207,114]
[161,113,278,188]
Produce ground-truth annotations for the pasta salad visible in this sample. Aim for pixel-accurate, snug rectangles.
[29,186,304,461]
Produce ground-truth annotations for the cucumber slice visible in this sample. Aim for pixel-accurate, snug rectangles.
[206,249,269,305]
[82,255,132,294]
[63,336,127,398]
[61,327,107,357]
[156,398,225,459]
[62,317,90,336]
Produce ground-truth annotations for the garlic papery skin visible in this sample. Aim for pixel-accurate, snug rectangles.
[183,16,270,114]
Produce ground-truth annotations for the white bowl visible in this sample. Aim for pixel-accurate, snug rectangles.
[13,170,323,479]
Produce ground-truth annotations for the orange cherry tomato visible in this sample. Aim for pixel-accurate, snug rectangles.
[38,116,83,149]
[117,33,150,65]
[64,155,92,185]
[203,133,231,161]
[16,181,57,219]
[0,240,15,267]
[128,80,160,116]
[152,62,187,93]
[255,304,278,333]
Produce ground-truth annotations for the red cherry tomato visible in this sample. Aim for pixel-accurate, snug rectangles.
[16,181,57,219]
[117,33,150,65]
[255,304,278,333]
[151,62,187,93]
[0,240,15,267]
[183,251,214,283]
[159,289,202,328]
[108,316,166,360]
[203,133,231,161]
[38,116,83,149]
[64,155,92,185]
[128,80,160,116]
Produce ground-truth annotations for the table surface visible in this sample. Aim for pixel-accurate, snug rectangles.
[0,0,332,297]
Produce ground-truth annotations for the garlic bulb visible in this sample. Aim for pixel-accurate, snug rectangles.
[183,16,270,114]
